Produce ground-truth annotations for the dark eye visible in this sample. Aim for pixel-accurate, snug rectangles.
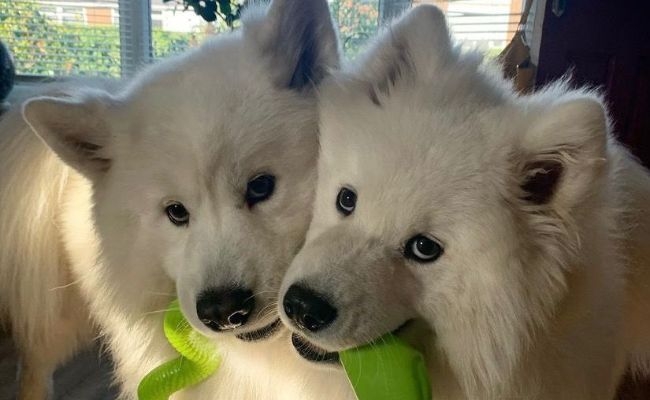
[336,187,357,216]
[166,202,190,226]
[404,235,443,263]
[246,174,275,206]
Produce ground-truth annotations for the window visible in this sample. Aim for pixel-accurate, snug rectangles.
[0,0,523,78]
[1,1,123,77]
[420,0,527,58]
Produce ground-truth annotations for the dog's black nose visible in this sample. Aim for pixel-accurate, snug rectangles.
[196,286,254,331]
[283,284,337,332]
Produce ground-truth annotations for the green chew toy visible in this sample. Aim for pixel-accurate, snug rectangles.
[137,299,221,400]
[340,334,432,400]
[138,300,429,400]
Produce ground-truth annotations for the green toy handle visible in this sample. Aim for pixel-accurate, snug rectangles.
[340,334,432,400]
[137,300,222,400]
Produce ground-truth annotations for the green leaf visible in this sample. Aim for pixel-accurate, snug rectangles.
[217,0,232,16]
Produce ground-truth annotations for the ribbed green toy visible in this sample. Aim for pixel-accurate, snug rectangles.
[138,300,431,400]
[137,300,221,400]
[340,334,431,400]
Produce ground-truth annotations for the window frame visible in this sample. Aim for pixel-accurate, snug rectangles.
[118,0,153,77]
[12,0,543,81]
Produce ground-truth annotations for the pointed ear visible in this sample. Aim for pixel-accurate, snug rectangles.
[355,5,452,96]
[517,97,609,209]
[244,0,340,90]
[22,91,116,180]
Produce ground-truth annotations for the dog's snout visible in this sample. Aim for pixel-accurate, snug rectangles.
[196,286,254,331]
[283,284,337,332]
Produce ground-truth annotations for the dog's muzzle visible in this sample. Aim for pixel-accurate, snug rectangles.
[283,284,338,332]
[196,286,254,331]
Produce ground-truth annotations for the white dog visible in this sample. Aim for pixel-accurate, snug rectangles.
[280,6,650,399]
[0,0,355,398]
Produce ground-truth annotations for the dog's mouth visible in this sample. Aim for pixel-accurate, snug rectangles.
[290,320,412,365]
[291,333,340,364]
[236,319,281,342]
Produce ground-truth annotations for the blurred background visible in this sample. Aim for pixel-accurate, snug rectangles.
[0,0,525,77]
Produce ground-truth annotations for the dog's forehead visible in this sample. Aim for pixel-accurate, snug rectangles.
[322,99,508,176]
[318,88,516,230]
[120,42,316,180]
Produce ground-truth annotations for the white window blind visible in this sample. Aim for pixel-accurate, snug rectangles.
[0,0,523,78]
[331,0,524,58]
[415,0,525,57]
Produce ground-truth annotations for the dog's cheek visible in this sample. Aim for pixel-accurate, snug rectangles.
[406,256,457,334]
[332,263,412,344]
[159,242,185,282]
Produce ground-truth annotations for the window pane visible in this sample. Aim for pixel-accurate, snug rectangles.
[331,0,379,58]
[416,0,525,58]
[149,0,524,61]
[1,0,121,77]
[148,0,385,60]
[1,0,525,78]
[151,0,231,60]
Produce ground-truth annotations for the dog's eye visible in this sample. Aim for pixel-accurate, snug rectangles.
[166,202,190,226]
[404,235,443,263]
[336,187,357,216]
[246,174,275,207]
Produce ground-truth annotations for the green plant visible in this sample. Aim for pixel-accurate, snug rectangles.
[0,1,121,76]
[329,0,379,57]
[163,0,244,27]
[153,29,194,60]
[0,0,383,77]
[0,1,196,76]
[169,0,380,57]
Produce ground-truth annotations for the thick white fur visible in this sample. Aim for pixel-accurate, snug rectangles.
[0,78,121,399]
[0,0,354,399]
[280,5,650,399]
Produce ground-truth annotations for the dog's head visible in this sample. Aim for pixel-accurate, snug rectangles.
[22,0,340,342]
[280,5,611,392]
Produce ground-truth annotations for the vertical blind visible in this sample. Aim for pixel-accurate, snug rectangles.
[0,0,522,78]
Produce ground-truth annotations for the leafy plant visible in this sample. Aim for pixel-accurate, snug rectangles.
[0,0,382,77]
[162,0,245,27]
[166,0,380,56]
[330,0,379,57]
[0,1,193,77]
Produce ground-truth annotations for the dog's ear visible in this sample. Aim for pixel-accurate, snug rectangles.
[517,97,609,210]
[355,5,452,99]
[244,0,340,90]
[22,91,116,180]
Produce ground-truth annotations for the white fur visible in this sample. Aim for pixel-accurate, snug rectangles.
[280,5,650,399]
[0,0,355,398]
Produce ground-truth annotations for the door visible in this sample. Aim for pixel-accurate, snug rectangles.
[536,0,650,167]
[536,1,650,398]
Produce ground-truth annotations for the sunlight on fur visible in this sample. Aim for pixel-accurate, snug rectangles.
[279,5,650,400]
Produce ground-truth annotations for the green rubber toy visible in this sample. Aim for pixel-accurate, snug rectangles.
[138,300,429,400]
[340,334,432,400]
[137,299,221,400]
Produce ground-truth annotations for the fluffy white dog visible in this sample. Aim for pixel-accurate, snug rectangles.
[0,0,355,398]
[280,6,650,399]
